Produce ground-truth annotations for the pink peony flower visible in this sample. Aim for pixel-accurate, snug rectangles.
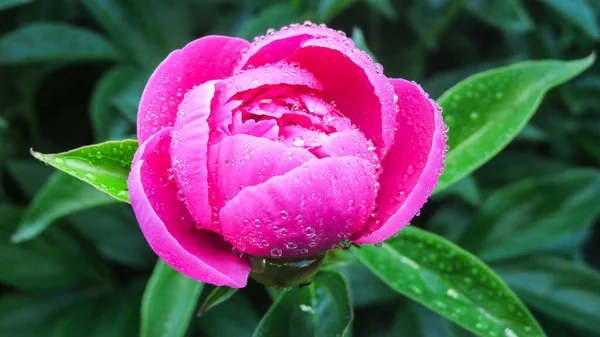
[128,23,447,288]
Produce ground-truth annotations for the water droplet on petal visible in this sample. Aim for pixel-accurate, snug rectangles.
[270,247,283,258]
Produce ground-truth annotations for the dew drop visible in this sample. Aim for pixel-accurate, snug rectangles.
[176,190,185,201]
[280,210,288,219]
[270,247,283,258]
[292,136,305,147]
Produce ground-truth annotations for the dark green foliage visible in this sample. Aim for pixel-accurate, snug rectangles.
[0,0,599,336]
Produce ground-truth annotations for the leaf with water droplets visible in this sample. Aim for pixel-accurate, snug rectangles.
[352,227,545,337]
[252,271,352,337]
[31,139,138,204]
[435,54,595,192]
[142,260,204,337]
[459,169,600,262]
[198,286,238,316]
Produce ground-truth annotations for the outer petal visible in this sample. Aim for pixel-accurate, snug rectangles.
[237,25,346,70]
[170,81,216,229]
[137,36,250,143]
[355,79,447,244]
[128,128,250,287]
[219,157,377,257]
[287,38,397,156]
[208,134,316,226]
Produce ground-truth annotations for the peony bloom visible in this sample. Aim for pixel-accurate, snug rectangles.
[128,23,447,288]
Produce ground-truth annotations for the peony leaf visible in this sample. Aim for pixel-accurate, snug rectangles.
[496,257,600,333]
[0,22,120,64]
[253,271,352,337]
[538,0,600,39]
[465,0,533,32]
[353,227,544,337]
[198,286,238,316]
[90,67,138,142]
[1,204,113,291]
[436,54,595,192]
[141,261,204,337]
[10,173,119,243]
[31,140,138,204]
[459,169,600,262]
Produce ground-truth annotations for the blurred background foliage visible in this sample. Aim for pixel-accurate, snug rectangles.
[0,0,599,336]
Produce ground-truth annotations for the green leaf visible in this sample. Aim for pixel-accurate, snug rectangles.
[329,261,400,307]
[436,54,595,192]
[352,26,377,62]
[474,150,571,187]
[31,139,138,203]
[407,0,462,50]
[0,0,32,11]
[5,160,53,198]
[111,74,146,123]
[0,22,120,64]
[539,0,600,39]
[426,202,474,242]
[459,169,600,262]
[0,204,113,291]
[465,0,533,32]
[0,281,143,337]
[352,227,544,337]
[388,301,475,337]
[253,271,352,337]
[141,261,204,337]
[315,0,357,22]
[81,0,164,68]
[198,286,238,316]
[90,67,138,142]
[434,175,481,206]
[197,292,260,337]
[496,257,600,333]
[68,204,155,268]
[363,0,397,20]
[236,4,303,41]
[11,173,119,243]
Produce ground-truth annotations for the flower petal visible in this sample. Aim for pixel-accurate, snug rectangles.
[170,81,216,229]
[128,128,250,287]
[220,62,323,103]
[237,24,346,70]
[287,38,397,156]
[355,79,447,244]
[137,36,250,143]
[219,157,377,257]
[208,134,316,225]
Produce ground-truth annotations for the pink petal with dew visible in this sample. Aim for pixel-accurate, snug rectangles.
[137,36,250,143]
[355,79,447,244]
[287,38,397,156]
[170,81,216,230]
[128,128,250,287]
[237,24,347,70]
[230,112,279,140]
[219,157,377,257]
[220,62,323,103]
[208,134,316,221]
[279,125,329,151]
[319,130,379,166]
